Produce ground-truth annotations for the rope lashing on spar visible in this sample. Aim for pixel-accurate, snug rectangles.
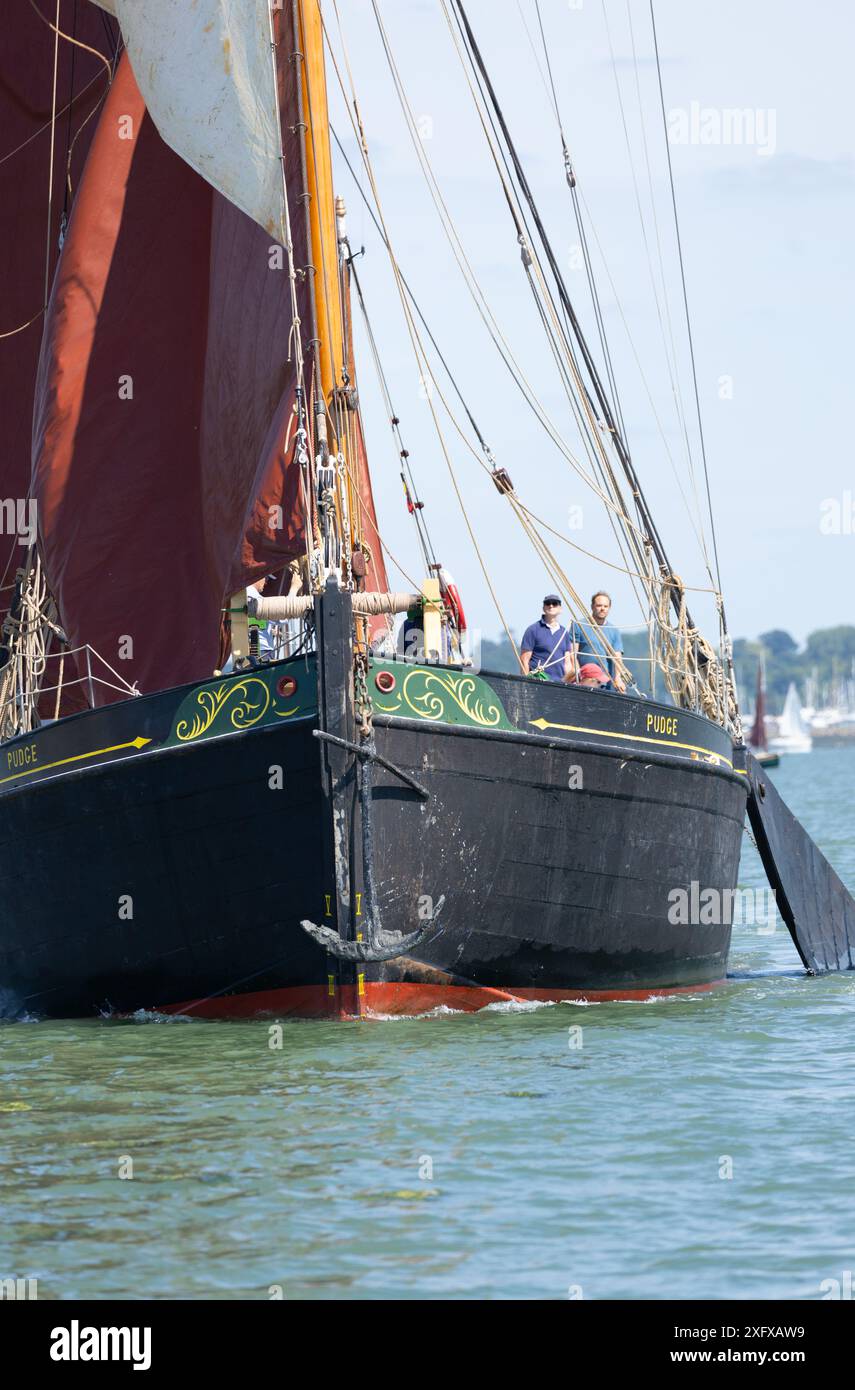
[652,570,738,726]
[299,732,445,963]
[252,591,420,620]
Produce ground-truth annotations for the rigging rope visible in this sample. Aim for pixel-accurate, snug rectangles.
[513,0,629,445]
[450,0,716,660]
[322,0,737,725]
[647,0,738,721]
[335,118,717,629]
[61,0,78,221]
[331,126,496,460]
[334,125,658,624]
[347,251,438,573]
[331,0,707,680]
[363,3,645,532]
[1,9,115,338]
[0,67,102,170]
[25,0,113,89]
[515,0,629,449]
[325,0,521,662]
[602,0,716,585]
[603,0,693,488]
[366,3,655,551]
[43,0,62,307]
[510,0,717,574]
[649,0,724,602]
[443,0,671,637]
[624,0,693,466]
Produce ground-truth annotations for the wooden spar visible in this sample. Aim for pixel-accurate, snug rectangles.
[420,577,442,661]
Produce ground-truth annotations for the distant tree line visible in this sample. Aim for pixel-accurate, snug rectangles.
[732,627,855,713]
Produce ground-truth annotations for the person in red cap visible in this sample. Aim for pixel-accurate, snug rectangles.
[577,662,614,690]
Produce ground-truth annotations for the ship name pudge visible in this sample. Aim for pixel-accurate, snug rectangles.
[6,743,37,769]
[646,714,678,737]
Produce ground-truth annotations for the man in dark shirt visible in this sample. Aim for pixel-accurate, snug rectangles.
[520,595,574,682]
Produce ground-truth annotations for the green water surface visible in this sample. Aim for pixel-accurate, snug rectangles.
[2,747,854,1300]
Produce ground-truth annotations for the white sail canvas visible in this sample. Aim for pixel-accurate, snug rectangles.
[89,0,287,241]
[781,684,807,738]
[769,683,813,754]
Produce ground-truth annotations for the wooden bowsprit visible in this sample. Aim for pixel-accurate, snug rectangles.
[745,750,855,974]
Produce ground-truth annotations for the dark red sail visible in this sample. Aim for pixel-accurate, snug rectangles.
[31,19,313,704]
[0,5,118,640]
[749,661,767,751]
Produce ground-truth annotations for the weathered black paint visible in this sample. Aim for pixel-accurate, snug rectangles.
[364,709,746,993]
[0,714,324,1017]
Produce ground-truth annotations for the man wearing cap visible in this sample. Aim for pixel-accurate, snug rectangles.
[570,591,626,693]
[520,595,575,682]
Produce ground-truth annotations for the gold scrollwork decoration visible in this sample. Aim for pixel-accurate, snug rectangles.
[175,679,271,741]
[401,670,502,727]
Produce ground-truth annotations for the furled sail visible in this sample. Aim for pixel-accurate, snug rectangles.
[88,0,287,241]
[749,661,767,750]
[31,7,313,704]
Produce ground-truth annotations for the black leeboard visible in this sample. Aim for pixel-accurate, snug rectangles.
[745,750,855,974]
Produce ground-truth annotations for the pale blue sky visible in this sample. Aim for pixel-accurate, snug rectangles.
[327,0,854,647]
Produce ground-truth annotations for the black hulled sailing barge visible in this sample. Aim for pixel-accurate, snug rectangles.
[0,2,851,1020]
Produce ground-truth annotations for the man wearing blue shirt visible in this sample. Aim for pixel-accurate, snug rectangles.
[520,595,574,682]
[570,591,625,693]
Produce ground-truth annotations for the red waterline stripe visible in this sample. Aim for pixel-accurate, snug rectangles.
[159,977,725,1020]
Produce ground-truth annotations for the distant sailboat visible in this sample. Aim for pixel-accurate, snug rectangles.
[747,660,779,767]
[768,683,813,755]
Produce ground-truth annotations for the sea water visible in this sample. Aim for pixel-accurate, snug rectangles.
[1,747,853,1300]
